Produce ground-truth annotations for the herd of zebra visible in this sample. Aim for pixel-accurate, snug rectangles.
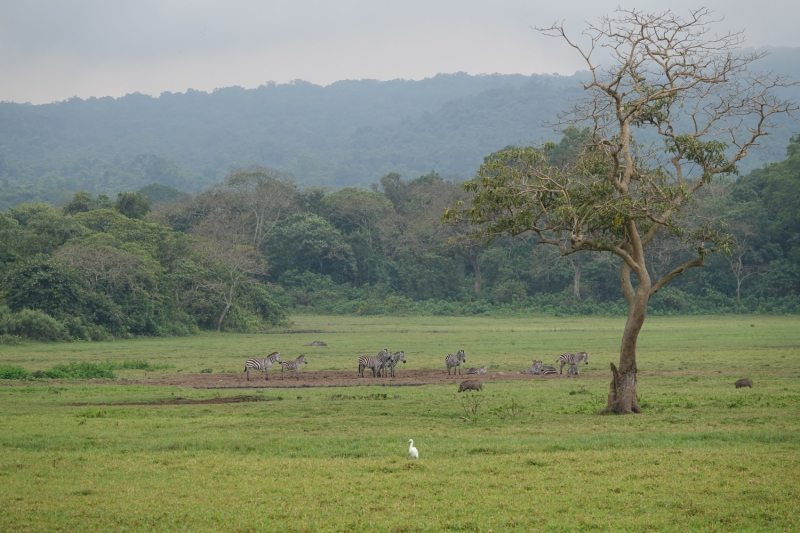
[523,351,589,376]
[244,352,307,380]
[244,348,588,381]
[358,349,406,378]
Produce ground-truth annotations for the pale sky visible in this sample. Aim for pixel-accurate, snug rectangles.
[1,0,797,104]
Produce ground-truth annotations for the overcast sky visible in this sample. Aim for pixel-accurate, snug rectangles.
[1,0,797,104]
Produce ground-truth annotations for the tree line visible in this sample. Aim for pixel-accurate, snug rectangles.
[1,129,798,343]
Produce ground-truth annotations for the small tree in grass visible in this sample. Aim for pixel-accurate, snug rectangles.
[445,8,796,414]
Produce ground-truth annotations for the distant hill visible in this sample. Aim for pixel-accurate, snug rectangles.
[1,46,798,209]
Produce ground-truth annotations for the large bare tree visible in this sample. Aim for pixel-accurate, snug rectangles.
[445,8,796,413]
[189,215,268,331]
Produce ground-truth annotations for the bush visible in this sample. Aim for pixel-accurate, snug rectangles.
[32,362,116,380]
[117,360,171,371]
[0,365,30,379]
[0,308,69,341]
[0,333,23,345]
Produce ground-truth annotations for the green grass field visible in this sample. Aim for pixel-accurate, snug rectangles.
[1,315,799,531]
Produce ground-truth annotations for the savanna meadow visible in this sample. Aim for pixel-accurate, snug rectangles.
[1,314,798,532]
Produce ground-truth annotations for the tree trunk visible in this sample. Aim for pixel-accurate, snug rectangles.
[216,284,236,332]
[601,292,646,414]
[216,302,231,332]
[573,251,582,300]
[469,253,482,294]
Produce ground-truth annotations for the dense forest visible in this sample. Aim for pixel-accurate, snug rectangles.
[1,46,799,211]
[1,130,798,342]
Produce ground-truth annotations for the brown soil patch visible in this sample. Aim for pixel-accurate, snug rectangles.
[0,368,729,389]
[114,369,574,389]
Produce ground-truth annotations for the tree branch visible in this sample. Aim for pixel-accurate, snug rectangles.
[650,256,705,296]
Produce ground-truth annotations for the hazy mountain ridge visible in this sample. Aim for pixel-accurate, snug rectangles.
[0,47,798,207]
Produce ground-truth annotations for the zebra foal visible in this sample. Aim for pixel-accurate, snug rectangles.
[466,365,487,375]
[523,360,541,374]
[528,360,557,375]
[279,354,308,379]
[244,352,281,381]
[523,360,556,375]
[557,351,589,374]
[445,350,466,375]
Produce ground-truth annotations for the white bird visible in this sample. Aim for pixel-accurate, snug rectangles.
[408,439,419,459]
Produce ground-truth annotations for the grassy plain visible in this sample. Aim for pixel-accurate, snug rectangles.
[1,315,799,531]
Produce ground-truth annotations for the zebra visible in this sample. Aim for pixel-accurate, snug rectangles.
[358,349,390,378]
[382,351,406,378]
[377,348,393,378]
[557,351,589,374]
[567,363,579,376]
[466,365,487,375]
[279,354,308,379]
[541,364,558,375]
[523,360,542,375]
[445,350,466,375]
[244,352,281,381]
[525,360,556,375]
[359,348,391,378]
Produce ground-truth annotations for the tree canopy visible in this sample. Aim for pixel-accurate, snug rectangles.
[445,8,798,414]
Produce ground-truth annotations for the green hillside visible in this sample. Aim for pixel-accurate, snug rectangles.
[1,47,797,209]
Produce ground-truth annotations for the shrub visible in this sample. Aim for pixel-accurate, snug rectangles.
[0,333,23,345]
[0,365,30,379]
[32,362,116,380]
[0,308,69,341]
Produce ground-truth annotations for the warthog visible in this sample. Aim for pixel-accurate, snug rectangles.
[458,380,483,392]
[735,378,753,389]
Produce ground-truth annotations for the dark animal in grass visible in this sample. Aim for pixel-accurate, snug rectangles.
[735,378,753,389]
[458,380,483,392]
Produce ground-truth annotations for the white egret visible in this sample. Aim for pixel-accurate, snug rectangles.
[408,439,419,459]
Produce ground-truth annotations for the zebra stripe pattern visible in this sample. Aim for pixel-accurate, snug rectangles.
[244,352,281,381]
[466,365,487,375]
[358,349,390,378]
[445,350,466,375]
[557,351,589,374]
[567,363,579,375]
[526,360,557,375]
[523,360,541,374]
[279,354,308,379]
[383,351,406,377]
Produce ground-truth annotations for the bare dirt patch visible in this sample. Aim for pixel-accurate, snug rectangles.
[0,369,728,389]
[119,369,570,389]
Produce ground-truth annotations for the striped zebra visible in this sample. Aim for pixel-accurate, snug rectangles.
[383,351,406,378]
[539,361,558,375]
[358,349,390,378]
[557,351,589,374]
[523,360,541,375]
[244,352,281,381]
[466,365,487,375]
[445,350,466,375]
[279,354,308,379]
[567,363,579,375]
